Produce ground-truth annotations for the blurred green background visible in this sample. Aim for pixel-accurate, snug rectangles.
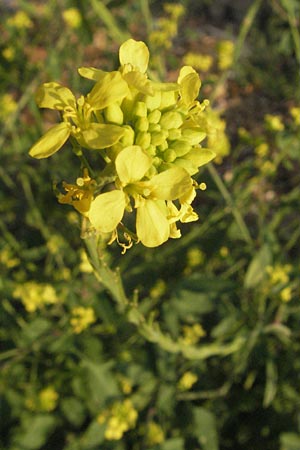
[1,0,300,449]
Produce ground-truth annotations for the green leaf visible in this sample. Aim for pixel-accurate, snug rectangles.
[193,407,219,450]
[80,420,106,449]
[14,415,56,449]
[61,397,86,426]
[263,359,278,407]
[159,438,185,450]
[20,318,52,346]
[280,432,300,450]
[81,359,119,410]
[244,244,272,288]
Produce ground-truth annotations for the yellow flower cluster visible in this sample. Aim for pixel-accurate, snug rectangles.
[264,114,285,132]
[0,94,17,121]
[13,282,58,312]
[145,421,165,446]
[183,52,213,73]
[62,8,82,29]
[39,387,59,412]
[178,371,198,391]
[149,3,185,51]
[290,106,300,125]
[29,39,215,248]
[180,323,206,345]
[217,40,235,71]
[70,306,96,333]
[266,264,293,302]
[97,399,138,440]
[6,11,33,29]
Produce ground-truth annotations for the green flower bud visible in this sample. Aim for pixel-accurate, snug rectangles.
[135,131,151,148]
[149,123,161,133]
[133,101,147,118]
[104,103,124,125]
[158,141,168,152]
[160,111,183,129]
[147,109,161,124]
[121,125,135,146]
[163,149,177,162]
[151,130,168,146]
[182,128,206,145]
[147,144,157,155]
[168,128,182,140]
[169,140,191,156]
[135,117,149,132]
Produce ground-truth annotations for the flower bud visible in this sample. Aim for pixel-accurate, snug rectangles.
[135,131,151,148]
[160,111,183,129]
[133,101,147,118]
[182,128,206,145]
[147,109,161,124]
[135,117,149,132]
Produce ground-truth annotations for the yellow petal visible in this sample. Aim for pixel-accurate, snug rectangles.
[78,67,107,82]
[35,82,76,110]
[149,167,192,200]
[115,145,152,185]
[119,39,149,73]
[29,122,71,159]
[183,147,216,168]
[122,71,154,95]
[80,123,125,149]
[87,71,129,110]
[178,66,201,105]
[89,190,126,233]
[136,199,169,247]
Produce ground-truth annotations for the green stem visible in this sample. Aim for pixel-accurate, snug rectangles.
[207,163,254,246]
[233,0,263,65]
[89,0,130,44]
[281,0,300,86]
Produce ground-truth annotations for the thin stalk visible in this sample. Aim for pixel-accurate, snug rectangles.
[90,0,130,44]
[207,163,254,246]
[281,0,300,81]
[233,0,263,65]
[140,0,152,36]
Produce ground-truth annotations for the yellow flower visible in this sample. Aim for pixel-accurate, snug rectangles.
[39,387,59,412]
[183,52,213,72]
[255,142,269,158]
[280,287,292,303]
[2,46,15,61]
[13,282,58,312]
[6,11,33,29]
[29,77,129,158]
[62,8,82,29]
[58,169,96,215]
[217,40,234,71]
[146,422,165,445]
[181,323,206,345]
[266,264,292,285]
[70,306,96,333]
[178,371,198,391]
[0,94,17,120]
[264,114,284,132]
[97,399,138,441]
[290,106,300,125]
[29,39,216,248]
